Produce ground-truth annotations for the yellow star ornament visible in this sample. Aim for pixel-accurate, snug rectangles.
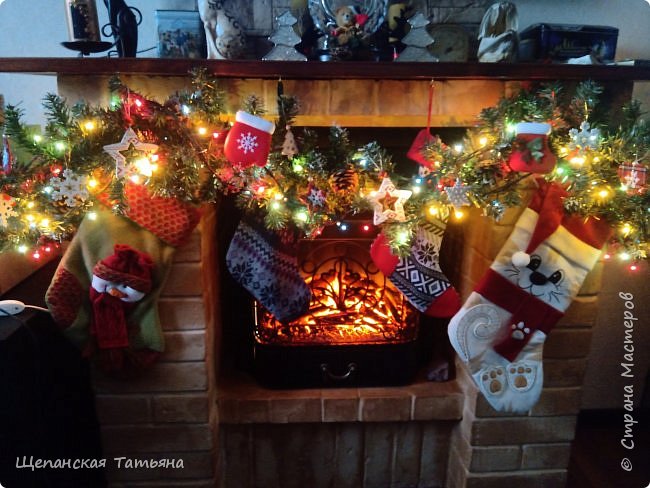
[368,177,412,225]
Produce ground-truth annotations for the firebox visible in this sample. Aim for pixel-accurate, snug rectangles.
[252,217,429,389]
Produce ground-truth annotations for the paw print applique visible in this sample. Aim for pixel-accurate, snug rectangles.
[480,366,506,396]
[507,362,537,392]
[511,321,531,340]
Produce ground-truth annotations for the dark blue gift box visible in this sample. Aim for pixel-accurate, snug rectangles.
[519,23,618,62]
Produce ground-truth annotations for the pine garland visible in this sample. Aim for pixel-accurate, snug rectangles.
[0,73,648,265]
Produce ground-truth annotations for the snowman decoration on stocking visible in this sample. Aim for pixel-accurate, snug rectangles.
[89,244,154,370]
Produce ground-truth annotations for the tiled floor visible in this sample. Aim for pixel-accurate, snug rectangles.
[568,409,650,488]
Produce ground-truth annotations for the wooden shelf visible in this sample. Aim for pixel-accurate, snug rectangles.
[1,57,650,81]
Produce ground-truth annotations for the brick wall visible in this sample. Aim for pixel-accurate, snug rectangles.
[444,183,604,488]
[92,207,219,487]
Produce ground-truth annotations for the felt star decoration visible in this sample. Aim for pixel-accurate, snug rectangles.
[369,177,412,225]
[445,179,470,210]
[103,128,159,178]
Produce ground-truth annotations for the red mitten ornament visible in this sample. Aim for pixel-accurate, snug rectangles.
[224,111,275,168]
[407,129,437,168]
[508,122,556,173]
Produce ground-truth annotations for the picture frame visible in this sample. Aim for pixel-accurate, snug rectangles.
[155,10,206,59]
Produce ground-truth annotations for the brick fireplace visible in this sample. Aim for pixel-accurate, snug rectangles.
[54,74,606,487]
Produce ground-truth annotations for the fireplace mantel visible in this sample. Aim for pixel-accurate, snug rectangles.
[2,57,650,81]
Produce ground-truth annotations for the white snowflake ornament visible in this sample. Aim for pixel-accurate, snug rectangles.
[568,121,600,155]
[307,187,326,208]
[49,169,90,207]
[368,177,412,225]
[445,179,471,210]
[0,194,18,228]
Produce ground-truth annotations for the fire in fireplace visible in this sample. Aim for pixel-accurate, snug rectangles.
[253,218,426,388]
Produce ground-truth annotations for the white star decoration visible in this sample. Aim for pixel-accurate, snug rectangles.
[368,177,412,225]
[445,179,471,210]
[103,128,159,178]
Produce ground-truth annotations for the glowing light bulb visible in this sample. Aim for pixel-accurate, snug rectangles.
[44,246,52,253]
[26,202,35,209]
[33,252,41,260]
[17,244,28,254]
[83,120,96,132]
[43,186,53,194]
[26,214,35,222]
[630,264,638,271]
[256,185,266,195]
[33,134,42,143]
[555,167,565,175]
[271,201,281,211]
[340,223,348,231]
[87,212,97,221]
[621,223,632,236]
[396,231,409,245]
[40,218,50,228]
[454,209,464,220]
[428,205,439,216]
[181,105,191,115]
[597,189,609,199]
[294,210,308,222]
[134,98,143,108]
[54,141,66,152]
[603,253,611,260]
[570,156,585,166]
[453,143,463,153]
[479,136,488,147]
[274,192,284,201]
[620,252,631,261]
[87,179,98,189]
[197,127,208,136]
[362,225,370,232]
[412,185,421,194]
[134,157,156,177]
[129,175,141,184]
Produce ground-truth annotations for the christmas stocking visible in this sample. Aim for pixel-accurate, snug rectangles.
[224,110,275,168]
[448,180,611,412]
[45,182,201,371]
[508,122,556,174]
[370,218,461,318]
[226,218,311,323]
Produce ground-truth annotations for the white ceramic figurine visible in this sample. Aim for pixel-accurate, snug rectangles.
[197,0,246,59]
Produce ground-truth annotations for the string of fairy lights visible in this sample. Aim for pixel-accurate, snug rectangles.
[0,72,648,271]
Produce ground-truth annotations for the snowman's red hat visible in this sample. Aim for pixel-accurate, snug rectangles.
[93,244,154,293]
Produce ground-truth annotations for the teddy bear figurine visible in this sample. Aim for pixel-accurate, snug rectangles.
[331,5,369,46]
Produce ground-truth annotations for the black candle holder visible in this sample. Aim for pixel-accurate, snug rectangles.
[61,40,113,57]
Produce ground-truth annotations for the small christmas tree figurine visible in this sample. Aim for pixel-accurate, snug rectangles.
[395,13,437,62]
[263,11,307,61]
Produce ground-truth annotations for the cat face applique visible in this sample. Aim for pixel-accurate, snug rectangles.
[506,254,565,304]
